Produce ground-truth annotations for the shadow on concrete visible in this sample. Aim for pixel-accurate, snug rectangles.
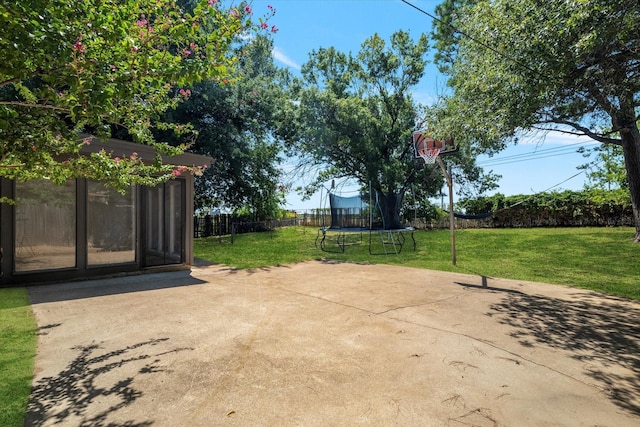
[457,280,640,416]
[192,257,219,267]
[37,323,62,336]
[455,276,526,295]
[28,270,208,304]
[26,338,192,427]
[318,258,372,266]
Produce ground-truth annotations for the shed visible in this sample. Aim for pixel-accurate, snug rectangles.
[0,137,212,285]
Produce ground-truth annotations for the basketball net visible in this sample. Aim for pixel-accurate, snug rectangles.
[417,147,440,164]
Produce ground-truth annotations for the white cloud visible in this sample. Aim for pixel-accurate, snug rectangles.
[272,46,301,70]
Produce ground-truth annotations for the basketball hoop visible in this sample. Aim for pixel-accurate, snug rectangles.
[417,147,440,164]
[413,130,448,165]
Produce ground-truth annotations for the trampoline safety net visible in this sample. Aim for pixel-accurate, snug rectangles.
[328,193,371,230]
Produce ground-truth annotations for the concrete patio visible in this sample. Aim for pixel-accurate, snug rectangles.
[25,260,640,426]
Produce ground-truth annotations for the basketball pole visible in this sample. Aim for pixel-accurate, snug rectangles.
[436,156,456,265]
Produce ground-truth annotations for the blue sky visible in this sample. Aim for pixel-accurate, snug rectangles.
[258,0,599,209]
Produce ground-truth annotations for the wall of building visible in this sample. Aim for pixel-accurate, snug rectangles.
[0,175,195,286]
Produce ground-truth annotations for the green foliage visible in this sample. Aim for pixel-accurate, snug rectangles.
[291,30,432,195]
[194,226,640,300]
[402,194,442,224]
[0,287,37,427]
[580,144,628,190]
[428,0,640,239]
[458,189,633,227]
[434,0,639,136]
[163,36,289,220]
[431,0,477,75]
[0,0,274,191]
[287,30,497,229]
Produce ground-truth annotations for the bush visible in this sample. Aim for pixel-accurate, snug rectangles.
[458,189,633,227]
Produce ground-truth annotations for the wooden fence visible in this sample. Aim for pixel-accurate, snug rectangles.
[193,214,306,241]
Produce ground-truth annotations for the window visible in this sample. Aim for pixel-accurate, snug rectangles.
[87,181,136,265]
[15,179,76,272]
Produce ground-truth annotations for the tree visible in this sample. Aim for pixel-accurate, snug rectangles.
[0,0,272,192]
[287,30,494,229]
[431,0,640,241]
[580,144,628,191]
[162,36,289,219]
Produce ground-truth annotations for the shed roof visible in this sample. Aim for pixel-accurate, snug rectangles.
[79,135,213,168]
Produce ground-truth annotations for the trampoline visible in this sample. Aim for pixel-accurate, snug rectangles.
[315,190,415,255]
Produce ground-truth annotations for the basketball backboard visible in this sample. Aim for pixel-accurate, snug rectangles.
[412,131,457,160]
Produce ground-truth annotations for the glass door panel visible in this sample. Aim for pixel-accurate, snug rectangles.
[144,181,184,266]
[15,179,76,272]
[87,181,136,265]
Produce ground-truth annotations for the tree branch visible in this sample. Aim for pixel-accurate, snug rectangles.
[544,119,622,145]
[0,101,70,112]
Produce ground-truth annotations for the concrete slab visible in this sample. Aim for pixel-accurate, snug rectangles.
[26,260,640,426]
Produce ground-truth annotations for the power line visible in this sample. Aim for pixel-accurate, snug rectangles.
[536,170,586,193]
[479,150,584,167]
[477,142,590,167]
[400,0,551,82]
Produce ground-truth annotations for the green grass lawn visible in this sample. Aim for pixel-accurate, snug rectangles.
[195,226,640,301]
[0,287,37,427]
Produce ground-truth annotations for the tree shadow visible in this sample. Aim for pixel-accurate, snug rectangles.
[37,323,62,336]
[26,338,193,426]
[474,284,640,416]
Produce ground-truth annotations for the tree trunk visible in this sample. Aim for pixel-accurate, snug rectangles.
[621,124,640,243]
[375,189,406,230]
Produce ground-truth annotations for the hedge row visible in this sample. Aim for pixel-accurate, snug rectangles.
[457,189,633,227]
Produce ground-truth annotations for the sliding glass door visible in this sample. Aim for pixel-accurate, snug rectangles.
[144,180,185,266]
